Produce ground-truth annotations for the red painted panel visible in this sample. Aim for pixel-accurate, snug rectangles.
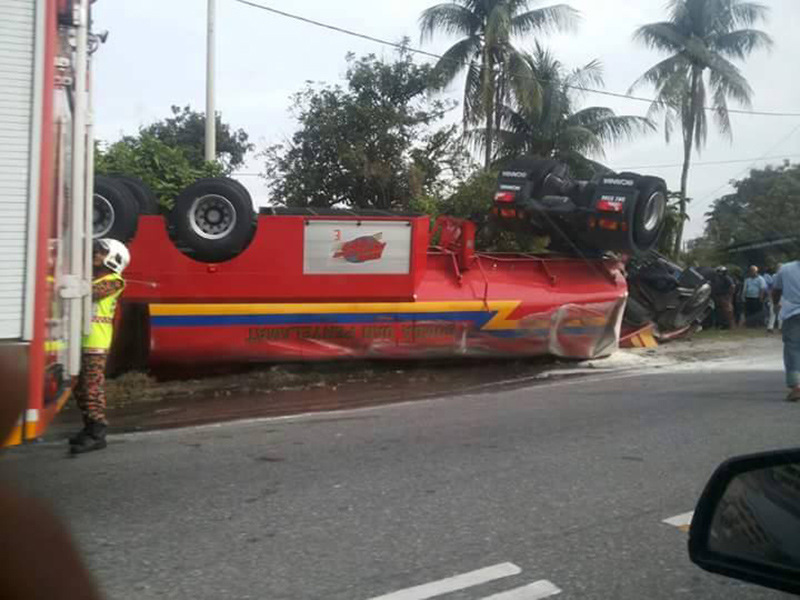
[125,216,428,303]
[122,215,628,367]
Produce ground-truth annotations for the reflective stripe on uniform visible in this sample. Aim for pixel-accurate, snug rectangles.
[83,273,125,351]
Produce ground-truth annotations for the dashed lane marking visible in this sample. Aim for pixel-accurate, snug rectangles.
[367,562,521,600]
[479,579,562,600]
[663,511,694,533]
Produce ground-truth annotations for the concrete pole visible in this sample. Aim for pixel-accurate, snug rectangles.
[68,0,90,376]
[205,0,216,162]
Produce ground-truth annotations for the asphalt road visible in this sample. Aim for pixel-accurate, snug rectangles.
[4,342,798,600]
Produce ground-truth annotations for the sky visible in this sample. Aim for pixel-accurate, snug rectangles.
[91,0,800,241]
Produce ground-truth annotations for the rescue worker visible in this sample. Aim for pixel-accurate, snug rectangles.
[69,238,129,454]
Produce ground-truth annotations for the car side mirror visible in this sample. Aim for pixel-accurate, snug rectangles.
[689,449,800,596]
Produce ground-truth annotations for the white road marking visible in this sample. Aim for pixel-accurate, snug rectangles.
[663,511,694,532]
[367,562,521,600]
[479,580,562,600]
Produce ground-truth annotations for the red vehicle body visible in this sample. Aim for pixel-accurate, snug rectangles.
[2,0,96,446]
[117,213,629,369]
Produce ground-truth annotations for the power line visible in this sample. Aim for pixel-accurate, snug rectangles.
[686,123,800,245]
[616,154,800,171]
[694,122,800,209]
[232,0,800,119]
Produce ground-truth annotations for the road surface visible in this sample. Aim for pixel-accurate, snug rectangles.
[4,341,796,599]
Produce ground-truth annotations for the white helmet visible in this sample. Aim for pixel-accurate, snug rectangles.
[96,238,130,274]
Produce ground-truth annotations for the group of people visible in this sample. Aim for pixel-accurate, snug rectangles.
[710,265,781,331]
[709,261,800,402]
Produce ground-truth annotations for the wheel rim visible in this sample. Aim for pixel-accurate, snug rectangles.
[189,194,237,240]
[94,194,115,237]
[642,191,666,233]
[686,282,712,310]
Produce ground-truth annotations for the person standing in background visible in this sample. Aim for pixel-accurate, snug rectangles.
[732,267,745,327]
[742,266,767,328]
[712,266,735,329]
[773,261,800,402]
[763,266,777,333]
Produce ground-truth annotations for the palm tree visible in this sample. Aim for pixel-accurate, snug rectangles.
[492,45,655,177]
[630,0,772,255]
[419,0,577,169]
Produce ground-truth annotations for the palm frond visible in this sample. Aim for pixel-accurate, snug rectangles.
[711,82,732,140]
[559,125,605,157]
[730,1,771,28]
[632,22,687,54]
[510,4,579,37]
[419,3,480,42]
[566,59,604,91]
[705,54,754,107]
[429,36,481,90]
[463,59,484,126]
[506,49,540,113]
[711,29,773,59]
[628,53,689,95]
[570,110,656,145]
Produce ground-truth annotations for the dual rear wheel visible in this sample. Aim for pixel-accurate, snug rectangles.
[92,176,256,263]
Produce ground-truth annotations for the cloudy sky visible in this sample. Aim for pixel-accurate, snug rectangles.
[92,0,800,240]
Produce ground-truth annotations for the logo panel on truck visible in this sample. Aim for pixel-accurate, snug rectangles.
[303,220,411,274]
[332,233,387,264]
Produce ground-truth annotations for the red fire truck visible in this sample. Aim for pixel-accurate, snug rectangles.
[98,160,674,373]
[1,0,96,445]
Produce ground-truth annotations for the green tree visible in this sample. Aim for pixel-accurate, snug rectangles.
[630,0,773,255]
[262,49,470,210]
[492,45,654,177]
[419,0,577,169]
[95,133,224,210]
[142,105,254,174]
[702,162,800,263]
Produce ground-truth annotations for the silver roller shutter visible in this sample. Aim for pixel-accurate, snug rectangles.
[0,0,36,339]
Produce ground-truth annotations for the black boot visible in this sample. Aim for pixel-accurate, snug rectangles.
[68,418,92,445]
[70,422,107,454]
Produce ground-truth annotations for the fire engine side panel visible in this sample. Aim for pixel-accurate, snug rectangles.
[123,216,429,303]
[0,0,37,340]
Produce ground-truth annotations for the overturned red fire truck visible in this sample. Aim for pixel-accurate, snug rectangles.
[95,158,710,372]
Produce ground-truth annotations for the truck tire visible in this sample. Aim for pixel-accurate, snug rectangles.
[167,178,257,262]
[111,175,159,214]
[93,176,139,242]
[631,176,667,251]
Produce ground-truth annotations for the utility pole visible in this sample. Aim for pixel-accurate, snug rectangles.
[205,0,216,162]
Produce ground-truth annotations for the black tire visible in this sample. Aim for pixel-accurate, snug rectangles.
[224,177,250,199]
[631,176,668,251]
[110,174,159,214]
[93,176,139,242]
[167,178,257,262]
